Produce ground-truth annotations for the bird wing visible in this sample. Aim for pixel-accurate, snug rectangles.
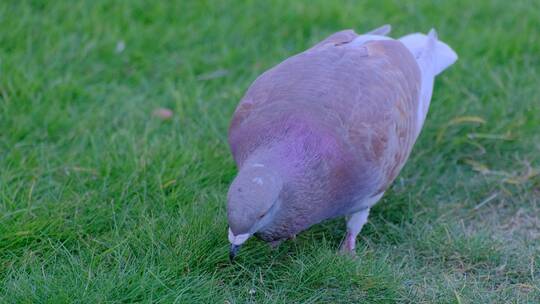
[310,29,358,48]
[229,33,421,196]
[229,30,358,137]
[341,40,421,194]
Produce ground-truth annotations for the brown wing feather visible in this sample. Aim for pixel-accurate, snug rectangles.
[343,41,421,193]
[310,29,358,48]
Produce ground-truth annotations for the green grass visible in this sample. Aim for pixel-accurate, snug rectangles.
[1,0,539,302]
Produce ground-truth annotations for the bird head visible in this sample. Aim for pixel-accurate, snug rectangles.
[227,163,282,260]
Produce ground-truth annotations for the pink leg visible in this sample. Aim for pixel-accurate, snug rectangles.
[340,208,370,254]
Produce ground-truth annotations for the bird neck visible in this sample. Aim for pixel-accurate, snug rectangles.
[242,142,311,182]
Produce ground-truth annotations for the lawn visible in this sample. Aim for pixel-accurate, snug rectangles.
[1,0,539,303]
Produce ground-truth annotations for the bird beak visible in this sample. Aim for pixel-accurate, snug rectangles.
[229,244,241,261]
[227,228,251,261]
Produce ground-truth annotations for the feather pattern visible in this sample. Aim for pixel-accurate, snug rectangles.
[227,28,454,243]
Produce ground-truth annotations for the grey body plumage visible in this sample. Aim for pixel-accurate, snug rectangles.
[226,25,457,259]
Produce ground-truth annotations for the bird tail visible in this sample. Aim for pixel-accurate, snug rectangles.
[397,29,457,136]
[398,29,458,75]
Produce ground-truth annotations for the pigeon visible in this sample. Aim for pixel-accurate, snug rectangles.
[226,25,457,259]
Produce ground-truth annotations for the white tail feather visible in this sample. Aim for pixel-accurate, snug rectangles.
[399,29,458,135]
[399,29,458,75]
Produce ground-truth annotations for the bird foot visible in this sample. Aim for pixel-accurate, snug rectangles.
[269,239,283,249]
[339,232,357,256]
